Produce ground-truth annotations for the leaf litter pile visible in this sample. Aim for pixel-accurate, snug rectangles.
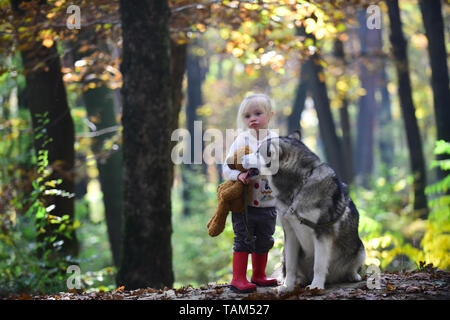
[4,264,449,300]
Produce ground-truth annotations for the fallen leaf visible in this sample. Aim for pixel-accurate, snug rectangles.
[17,293,33,300]
[114,286,125,293]
[405,286,421,294]
[386,283,396,291]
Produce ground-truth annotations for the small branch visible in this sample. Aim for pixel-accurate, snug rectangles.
[76,125,121,138]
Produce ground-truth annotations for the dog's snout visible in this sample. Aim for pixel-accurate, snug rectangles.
[247,168,260,177]
[241,153,259,170]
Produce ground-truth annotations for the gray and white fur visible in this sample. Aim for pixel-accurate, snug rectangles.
[242,130,365,291]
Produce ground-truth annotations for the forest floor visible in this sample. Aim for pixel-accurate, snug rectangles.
[5,264,450,300]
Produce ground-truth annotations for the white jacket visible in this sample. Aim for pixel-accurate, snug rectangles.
[222,130,278,208]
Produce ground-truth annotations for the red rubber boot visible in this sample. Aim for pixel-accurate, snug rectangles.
[251,253,278,287]
[230,252,257,293]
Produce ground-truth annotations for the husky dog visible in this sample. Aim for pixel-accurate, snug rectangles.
[241,131,365,291]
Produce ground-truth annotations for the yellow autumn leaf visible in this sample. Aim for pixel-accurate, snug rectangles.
[232,47,244,57]
[45,180,57,188]
[315,28,326,40]
[73,219,81,229]
[318,72,325,83]
[42,37,54,48]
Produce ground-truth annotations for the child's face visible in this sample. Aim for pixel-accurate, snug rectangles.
[242,104,272,131]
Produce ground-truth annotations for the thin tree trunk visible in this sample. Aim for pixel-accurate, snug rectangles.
[182,42,205,216]
[339,99,353,183]
[419,0,450,181]
[82,84,123,268]
[334,38,354,184]
[117,0,174,289]
[71,30,124,268]
[12,0,78,258]
[287,26,310,135]
[355,10,378,185]
[307,53,346,182]
[287,60,309,134]
[169,40,187,188]
[377,67,394,171]
[386,0,428,218]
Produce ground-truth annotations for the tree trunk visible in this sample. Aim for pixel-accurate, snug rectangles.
[307,53,346,182]
[419,0,450,181]
[287,26,310,135]
[333,38,354,184]
[377,67,394,172]
[339,99,353,184]
[71,30,124,268]
[169,40,187,188]
[117,0,174,289]
[182,42,206,216]
[287,60,309,134]
[355,10,379,186]
[82,84,123,268]
[386,0,428,218]
[12,0,78,258]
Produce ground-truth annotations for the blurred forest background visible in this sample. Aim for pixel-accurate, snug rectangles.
[0,0,449,294]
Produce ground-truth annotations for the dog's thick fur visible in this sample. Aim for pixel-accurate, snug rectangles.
[242,131,365,291]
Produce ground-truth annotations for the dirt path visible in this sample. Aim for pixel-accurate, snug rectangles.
[7,266,449,300]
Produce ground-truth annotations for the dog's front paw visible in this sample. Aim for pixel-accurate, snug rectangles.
[277,284,295,295]
[349,273,362,282]
[306,282,325,290]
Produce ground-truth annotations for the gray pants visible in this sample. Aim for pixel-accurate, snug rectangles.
[232,206,277,254]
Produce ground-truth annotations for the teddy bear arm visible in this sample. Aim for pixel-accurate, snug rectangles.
[220,182,244,201]
[207,200,230,237]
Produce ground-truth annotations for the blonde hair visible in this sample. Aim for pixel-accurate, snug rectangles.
[236,93,273,130]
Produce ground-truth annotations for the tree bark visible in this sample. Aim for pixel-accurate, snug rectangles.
[419,0,450,181]
[71,30,124,269]
[12,0,78,258]
[117,0,174,289]
[287,60,309,134]
[333,38,354,184]
[386,0,428,218]
[287,26,310,135]
[377,67,394,171]
[82,84,123,268]
[355,10,379,186]
[307,53,346,182]
[182,42,206,216]
[169,40,187,188]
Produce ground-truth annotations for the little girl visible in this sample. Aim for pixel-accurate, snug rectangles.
[222,93,278,293]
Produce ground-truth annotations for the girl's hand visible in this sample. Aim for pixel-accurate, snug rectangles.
[238,171,250,184]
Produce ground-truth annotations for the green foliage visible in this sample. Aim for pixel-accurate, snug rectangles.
[172,168,232,287]
[420,141,450,269]
[0,113,78,295]
[74,197,116,293]
[356,140,450,271]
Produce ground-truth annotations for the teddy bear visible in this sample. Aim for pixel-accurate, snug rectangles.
[206,146,253,237]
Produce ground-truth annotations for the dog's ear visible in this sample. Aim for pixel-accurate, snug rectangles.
[288,130,301,141]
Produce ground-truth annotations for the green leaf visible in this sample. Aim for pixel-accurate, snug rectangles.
[35,207,46,219]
